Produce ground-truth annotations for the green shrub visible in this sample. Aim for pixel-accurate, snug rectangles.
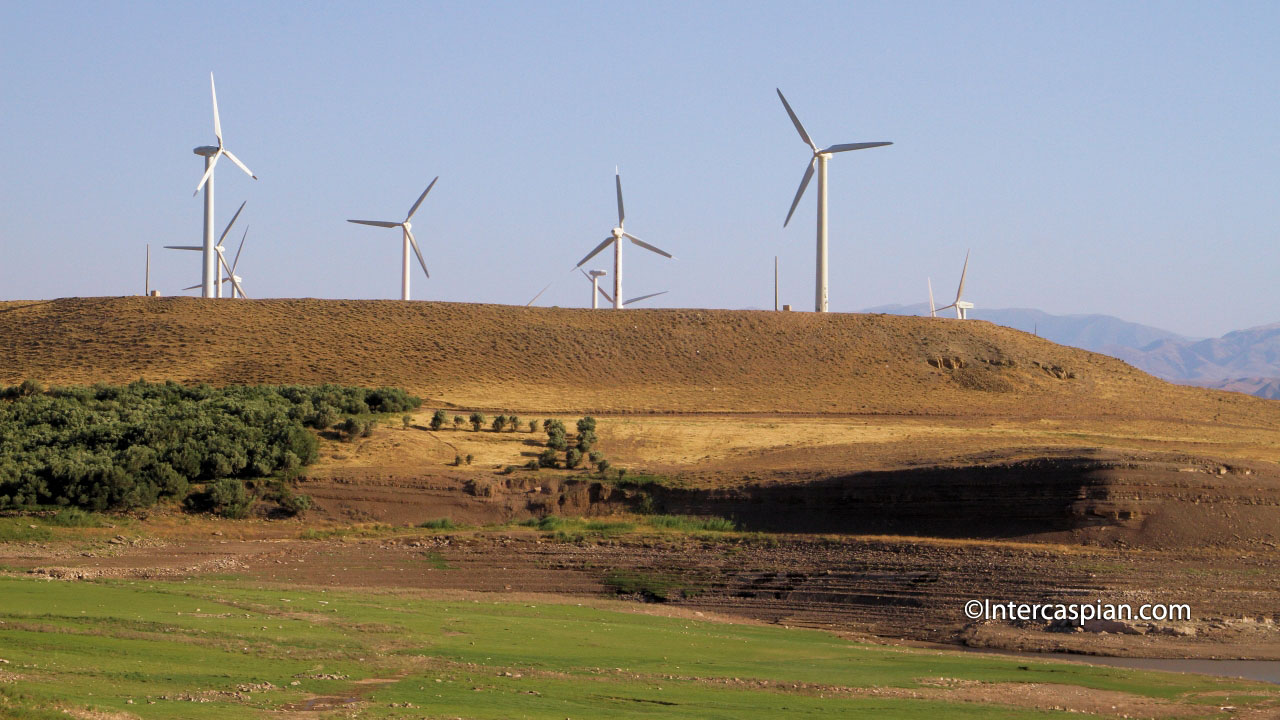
[207,478,251,519]
[576,430,597,452]
[469,412,485,432]
[577,416,597,434]
[527,419,538,433]
[452,415,464,430]
[430,410,447,430]
[491,415,507,432]
[402,415,412,429]
[565,447,583,469]
[538,449,559,468]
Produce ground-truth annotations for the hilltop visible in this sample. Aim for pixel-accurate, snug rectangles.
[0,297,1274,425]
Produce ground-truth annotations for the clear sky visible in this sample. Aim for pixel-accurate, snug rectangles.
[1,1,1276,338]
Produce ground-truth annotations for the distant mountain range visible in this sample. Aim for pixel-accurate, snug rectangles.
[864,303,1280,400]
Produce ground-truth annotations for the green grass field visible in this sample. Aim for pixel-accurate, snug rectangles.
[0,575,1272,718]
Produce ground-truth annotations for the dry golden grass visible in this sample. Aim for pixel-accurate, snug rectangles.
[2,297,1276,428]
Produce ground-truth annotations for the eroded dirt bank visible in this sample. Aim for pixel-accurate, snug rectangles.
[301,451,1280,550]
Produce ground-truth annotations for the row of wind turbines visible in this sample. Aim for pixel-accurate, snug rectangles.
[167,75,977,317]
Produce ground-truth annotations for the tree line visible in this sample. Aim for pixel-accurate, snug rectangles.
[0,380,420,512]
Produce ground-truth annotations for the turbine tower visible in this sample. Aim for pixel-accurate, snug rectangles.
[193,73,257,298]
[583,269,607,309]
[776,88,891,313]
[574,170,673,309]
[934,251,973,319]
[347,177,438,301]
[168,201,248,298]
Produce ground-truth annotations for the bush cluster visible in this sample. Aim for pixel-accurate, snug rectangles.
[0,381,418,512]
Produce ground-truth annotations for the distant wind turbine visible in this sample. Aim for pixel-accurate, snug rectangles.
[927,277,936,318]
[168,201,247,299]
[776,88,891,313]
[347,177,438,301]
[581,269,666,309]
[193,73,257,298]
[573,170,673,309]
[934,251,973,319]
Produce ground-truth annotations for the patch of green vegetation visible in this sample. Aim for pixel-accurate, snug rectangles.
[299,523,395,540]
[418,517,459,530]
[603,570,703,602]
[0,519,53,542]
[421,551,451,570]
[644,514,737,532]
[0,576,1270,718]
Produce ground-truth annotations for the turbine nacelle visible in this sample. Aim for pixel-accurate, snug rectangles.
[611,227,624,239]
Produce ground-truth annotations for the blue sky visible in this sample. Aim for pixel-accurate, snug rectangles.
[1,1,1276,337]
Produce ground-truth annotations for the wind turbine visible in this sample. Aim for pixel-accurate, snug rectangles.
[193,73,257,298]
[347,177,437,301]
[168,201,247,298]
[581,269,666,309]
[934,251,973,319]
[776,88,891,313]
[218,227,250,298]
[574,170,673,309]
[927,277,936,318]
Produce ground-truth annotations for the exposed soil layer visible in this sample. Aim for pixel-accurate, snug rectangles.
[6,525,1277,661]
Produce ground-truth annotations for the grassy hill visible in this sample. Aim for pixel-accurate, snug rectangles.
[1,297,1275,424]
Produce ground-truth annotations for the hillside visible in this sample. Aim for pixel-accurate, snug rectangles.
[1,297,1274,425]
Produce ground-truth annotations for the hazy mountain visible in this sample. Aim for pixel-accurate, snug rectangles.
[863,303,1192,353]
[1109,322,1280,381]
[864,304,1280,400]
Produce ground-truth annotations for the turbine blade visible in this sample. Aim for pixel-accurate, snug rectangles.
[348,220,400,228]
[955,250,970,302]
[193,150,221,195]
[164,246,203,250]
[822,141,893,154]
[182,283,201,291]
[406,227,430,279]
[624,290,668,305]
[623,232,673,259]
[598,286,614,304]
[615,170,625,226]
[776,88,817,152]
[527,280,555,306]
[934,303,956,313]
[218,201,246,245]
[216,246,240,294]
[221,148,257,180]
[210,72,221,144]
[575,237,615,268]
[783,158,815,227]
[406,176,438,221]
[231,226,248,273]
[928,277,936,316]
[579,269,595,282]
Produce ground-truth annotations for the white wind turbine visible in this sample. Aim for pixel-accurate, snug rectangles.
[168,201,248,298]
[347,177,437,301]
[934,251,974,319]
[777,88,891,313]
[193,73,257,298]
[580,269,666,309]
[574,170,673,309]
[928,277,937,318]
